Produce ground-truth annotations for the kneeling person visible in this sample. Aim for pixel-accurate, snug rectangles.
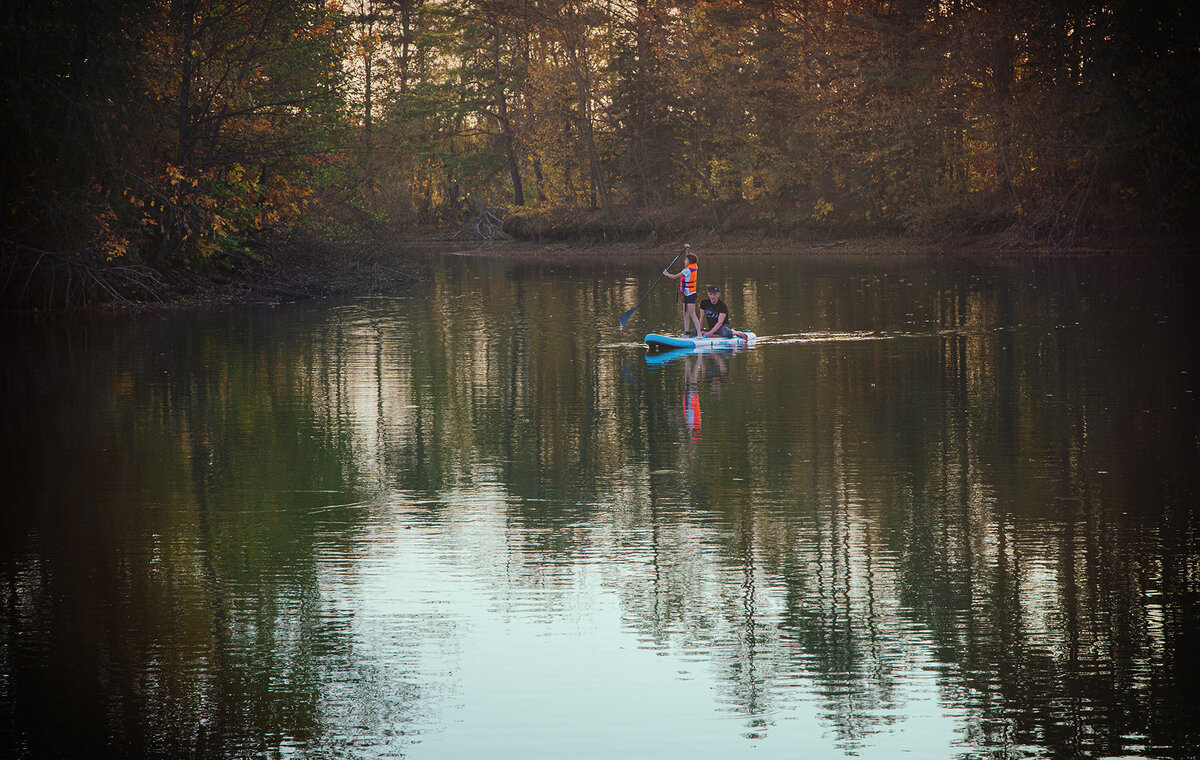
[699,286,749,339]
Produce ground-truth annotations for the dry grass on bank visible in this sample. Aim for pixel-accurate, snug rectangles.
[447,226,1191,259]
[141,234,432,310]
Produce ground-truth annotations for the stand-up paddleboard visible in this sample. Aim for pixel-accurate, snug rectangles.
[644,331,756,353]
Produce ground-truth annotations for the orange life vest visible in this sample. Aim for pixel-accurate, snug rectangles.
[679,261,698,296]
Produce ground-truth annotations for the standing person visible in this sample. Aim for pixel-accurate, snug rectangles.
[698,285,749,340]
[663,245,702,336]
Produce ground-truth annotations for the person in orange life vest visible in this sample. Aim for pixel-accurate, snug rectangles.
[662,245,703,337]
[698,285,749,340]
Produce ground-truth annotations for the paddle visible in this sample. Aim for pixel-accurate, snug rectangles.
[619,246,687,327]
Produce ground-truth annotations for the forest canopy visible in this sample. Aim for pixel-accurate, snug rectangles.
[3,0,1198,306]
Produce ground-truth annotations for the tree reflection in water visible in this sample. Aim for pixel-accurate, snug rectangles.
[2,252,1196,758]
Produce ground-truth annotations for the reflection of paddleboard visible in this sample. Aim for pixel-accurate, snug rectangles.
[644,331,757,353]
[643,347,698,365]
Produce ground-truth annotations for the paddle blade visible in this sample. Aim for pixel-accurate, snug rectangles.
[618,307,635,327]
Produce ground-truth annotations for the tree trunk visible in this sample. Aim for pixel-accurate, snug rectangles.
[576,77,607,209]
[175,0,198,167]
[493,29,524,206]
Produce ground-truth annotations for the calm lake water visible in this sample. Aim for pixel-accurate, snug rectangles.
[2,248,1197,759]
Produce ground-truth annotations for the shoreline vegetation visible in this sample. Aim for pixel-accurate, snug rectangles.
[3,213,1196,316]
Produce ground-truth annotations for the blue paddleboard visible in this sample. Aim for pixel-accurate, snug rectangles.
[644,331,757,353]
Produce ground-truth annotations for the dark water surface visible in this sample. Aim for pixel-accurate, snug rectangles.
[2,250,1197,759]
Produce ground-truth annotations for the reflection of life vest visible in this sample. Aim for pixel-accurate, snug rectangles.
[684,386,701,431]
[680,261,698,296]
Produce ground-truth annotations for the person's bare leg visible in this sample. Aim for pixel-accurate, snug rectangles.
[689,304,703,337]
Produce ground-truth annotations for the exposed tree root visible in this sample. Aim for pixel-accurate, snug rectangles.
[450,196,510,241]
[2,241,166,312]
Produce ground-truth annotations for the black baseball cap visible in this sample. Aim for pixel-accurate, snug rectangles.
[707,285,720,292]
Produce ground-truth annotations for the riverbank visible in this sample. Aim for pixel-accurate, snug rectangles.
[118,234,434,311]
[454,225,1195,259]
[120,226,1200,310]
[7,226,1192,315]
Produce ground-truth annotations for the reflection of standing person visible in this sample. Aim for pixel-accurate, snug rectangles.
[663,245,702,337]
[706,353,728,397]
[683,353,701,436]
[698,286,749,339]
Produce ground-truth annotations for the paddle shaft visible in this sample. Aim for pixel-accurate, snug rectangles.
[619,246,687,326]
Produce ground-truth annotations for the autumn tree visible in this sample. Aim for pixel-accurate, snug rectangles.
[608,0,680,207]
[139,0,352,263]
[2,0,142,265]
[2,0,355,308]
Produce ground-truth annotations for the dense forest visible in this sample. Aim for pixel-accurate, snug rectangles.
[3,0,1198,308]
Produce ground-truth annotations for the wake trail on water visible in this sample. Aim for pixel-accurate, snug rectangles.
[600,327,1000,351]
[758,330,914,344]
